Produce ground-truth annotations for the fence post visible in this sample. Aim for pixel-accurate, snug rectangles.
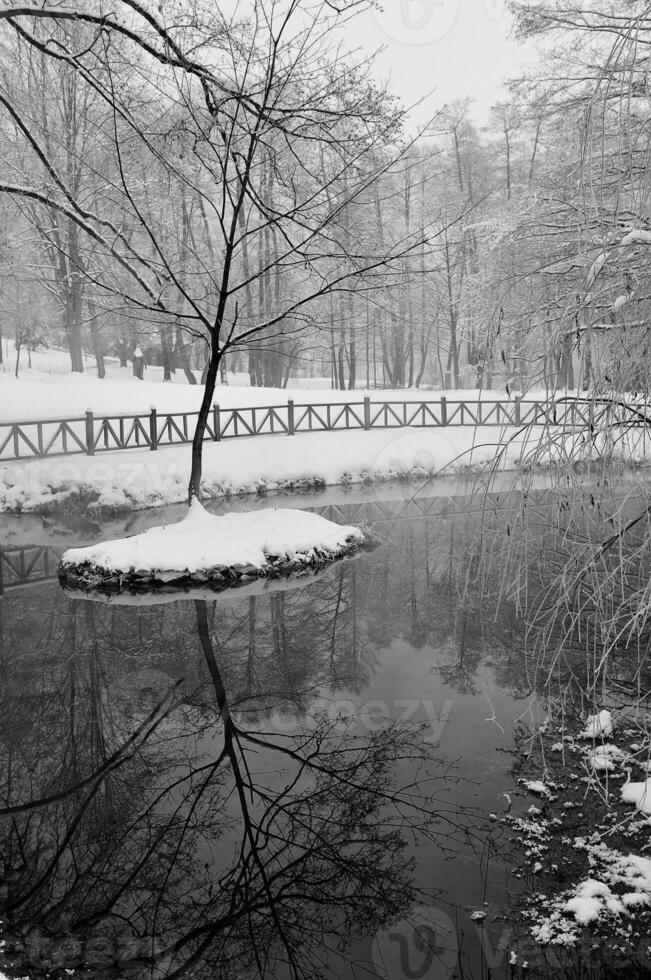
[85,410,95,456]
[149,408,158,451]
[515,396,521,426]
[287,399,295,435]
[364,396,371,430]
[440,396,448,427]
[213,404,221,441]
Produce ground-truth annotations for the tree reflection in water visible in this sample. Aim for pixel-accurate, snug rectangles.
[0,568,477,980]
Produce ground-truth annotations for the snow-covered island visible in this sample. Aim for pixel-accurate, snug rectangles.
[58,500,369,594]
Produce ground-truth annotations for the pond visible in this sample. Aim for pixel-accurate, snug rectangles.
[0,478,644,980]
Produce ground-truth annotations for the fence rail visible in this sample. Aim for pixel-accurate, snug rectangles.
[0,395,648,462]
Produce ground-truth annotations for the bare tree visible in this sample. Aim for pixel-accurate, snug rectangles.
[0,1,429,501]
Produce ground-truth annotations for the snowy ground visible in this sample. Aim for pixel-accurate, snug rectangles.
[511,709,651,955]
[0,347,534,421]
[0,425,535,513]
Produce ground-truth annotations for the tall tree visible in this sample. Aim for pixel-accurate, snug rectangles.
[0,0,426,499]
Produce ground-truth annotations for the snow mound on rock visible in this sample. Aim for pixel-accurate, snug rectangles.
[60,499,364,577]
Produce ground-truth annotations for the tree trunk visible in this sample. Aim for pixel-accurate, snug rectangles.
[67,222,84,373]
[188,338,221,502]
[329,295,337,389]
[415,321,432,388]
[66,297,84,373]
[390,311,405,387]
[348,332,356,389]
[89,314,105,379]
[117,335,128,367]
[282,348,296,388]
[248,347,262,386]
[159,325,174,381]
[583,334,592,391]
[560,333,574,388]
[347,290,356,389]
[365,305,370,388]
[504,125,512,200]
[337,327,346,391]
[175,326,197,384]
[14,328,21,379]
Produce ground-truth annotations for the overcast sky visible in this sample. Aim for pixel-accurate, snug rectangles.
[341,1,531,128]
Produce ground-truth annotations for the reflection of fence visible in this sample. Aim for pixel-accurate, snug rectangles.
[0,489,555,593]
[313,487,556,529]
[0,545,60,592]
[1,396,647,462]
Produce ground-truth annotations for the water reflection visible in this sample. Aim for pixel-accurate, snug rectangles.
[0,499,530,979]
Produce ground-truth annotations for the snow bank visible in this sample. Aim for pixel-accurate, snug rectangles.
[587,250,608,285]
[564,879,624,925]
[621,228,651,247]
[535,428,651,468]
[59,500,366,592]
[522,779,554,799]
[622,776,651,816]
[0,427,528,516]
[533,843,651,944]
[590,744,624,771]
[522,714,651,952]
[611,294,630,313]
[580,710,613,739]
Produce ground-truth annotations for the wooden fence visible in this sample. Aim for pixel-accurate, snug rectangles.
[0,395,648,462]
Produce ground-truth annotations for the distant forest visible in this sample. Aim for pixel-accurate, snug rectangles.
[0,1,650,393]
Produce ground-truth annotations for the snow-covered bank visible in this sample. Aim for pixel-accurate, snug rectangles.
[3,420,647,517]
[508,708,651,962]
[59,500,367,593]
[0,426,532,515]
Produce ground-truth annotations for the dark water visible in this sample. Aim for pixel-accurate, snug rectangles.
[0,485,541,979]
